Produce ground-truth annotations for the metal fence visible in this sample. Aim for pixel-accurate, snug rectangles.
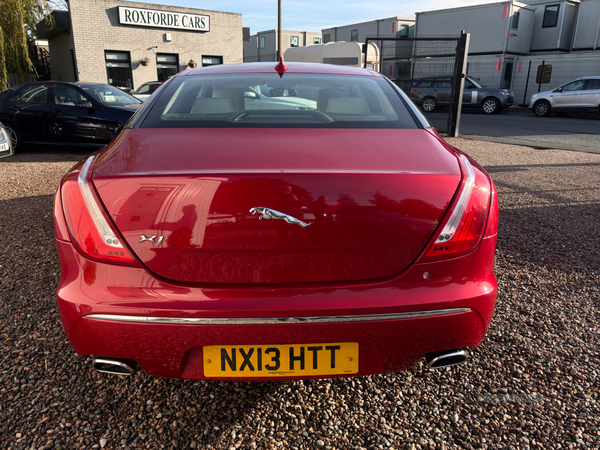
[365,32,469,136]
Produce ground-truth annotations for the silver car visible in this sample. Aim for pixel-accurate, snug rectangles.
[529,76,600,117]
[0,122,14,159]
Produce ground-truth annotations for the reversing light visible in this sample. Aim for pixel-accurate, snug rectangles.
[61,156,139,266]
[420,155,491,262]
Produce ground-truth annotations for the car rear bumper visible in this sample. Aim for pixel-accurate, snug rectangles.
[56,235,497,380]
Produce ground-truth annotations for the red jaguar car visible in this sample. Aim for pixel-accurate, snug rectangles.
[54,62,498,380]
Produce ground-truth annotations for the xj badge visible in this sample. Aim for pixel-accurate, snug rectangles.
[249,207,311,227]
[140,235,164,246]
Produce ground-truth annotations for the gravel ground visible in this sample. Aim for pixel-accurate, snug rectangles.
[1,141,599,450]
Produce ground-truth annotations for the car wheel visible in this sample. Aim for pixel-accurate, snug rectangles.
[421,97,437,112]
[3,123,22,153]
[481,98,500,114]
[533,100,551,117]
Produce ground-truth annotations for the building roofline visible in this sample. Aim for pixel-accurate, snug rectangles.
[322,16,416,31]
[115,0,242,17]
[251,29,323,36]
[416,1,536,16]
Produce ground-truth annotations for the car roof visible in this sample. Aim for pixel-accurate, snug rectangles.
[75,82,119,87]
[178,62,381,78]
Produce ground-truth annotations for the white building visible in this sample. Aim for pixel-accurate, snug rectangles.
[244,30,323,62]
[414,0,600,103]
[321,17,415,44]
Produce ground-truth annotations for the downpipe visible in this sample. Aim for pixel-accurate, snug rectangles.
[92,358,137,376]
[425,348,469,369]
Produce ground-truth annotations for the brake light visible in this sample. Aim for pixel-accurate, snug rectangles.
[60,156,140,266]
[420,155,491,262]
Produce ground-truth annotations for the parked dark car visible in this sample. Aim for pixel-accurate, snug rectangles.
[411,75,514,114]
[0,81,142,152]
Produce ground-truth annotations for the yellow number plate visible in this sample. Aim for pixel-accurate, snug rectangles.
[203,342,358,377]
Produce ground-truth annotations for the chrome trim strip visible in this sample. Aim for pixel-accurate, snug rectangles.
[86,308,471,325]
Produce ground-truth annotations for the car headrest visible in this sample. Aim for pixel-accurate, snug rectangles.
[191,98,235,114]
[325,97,370,115]
[317,88,349,112]
[212,88,244,111]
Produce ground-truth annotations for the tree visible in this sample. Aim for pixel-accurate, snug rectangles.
[0,0,53,91]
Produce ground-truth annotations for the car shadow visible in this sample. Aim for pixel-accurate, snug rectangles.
[3,146,96,163]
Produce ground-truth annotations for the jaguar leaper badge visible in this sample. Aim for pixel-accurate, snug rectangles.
[249,207,311,227]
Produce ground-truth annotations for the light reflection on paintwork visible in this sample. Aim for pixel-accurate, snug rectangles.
[95,173,456,284]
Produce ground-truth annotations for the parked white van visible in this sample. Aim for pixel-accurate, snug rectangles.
[284,42,380,72]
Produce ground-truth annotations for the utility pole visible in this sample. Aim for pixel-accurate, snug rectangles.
[277,0,282,61]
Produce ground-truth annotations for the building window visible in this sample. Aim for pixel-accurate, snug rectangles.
[313,37,321,44]
[584,79,600,90]
[400,24,409,38]
[105,51,132,90]
[259,36,265,49]
[512,11,520,30]
[323,33,331,44]
[156,53,178,82]
[535,65,552,84]
[542,5,560,28]
[290,36,299,47]
[202,56,223,67]
[350,29,359,42]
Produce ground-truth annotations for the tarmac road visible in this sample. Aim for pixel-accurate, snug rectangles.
[458,107,600,154]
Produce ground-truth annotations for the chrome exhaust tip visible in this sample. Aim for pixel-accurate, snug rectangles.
[92,358,137,376]
[425,348,469,369]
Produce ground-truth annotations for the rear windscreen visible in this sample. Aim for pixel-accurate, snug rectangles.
[140,73,419,129]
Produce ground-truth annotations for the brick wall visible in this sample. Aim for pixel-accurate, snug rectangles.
[69,0,242,87]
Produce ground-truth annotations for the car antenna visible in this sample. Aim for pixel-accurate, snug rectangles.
[274,57,287,78]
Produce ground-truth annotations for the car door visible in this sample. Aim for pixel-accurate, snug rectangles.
[462,79,478,108]
[2,84,51,143]
[434,79,452,107]
[579,79,600,112]
[49,85,109,146]
[551,79,586,111]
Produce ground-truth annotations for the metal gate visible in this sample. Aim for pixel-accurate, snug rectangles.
[364,31,470,136]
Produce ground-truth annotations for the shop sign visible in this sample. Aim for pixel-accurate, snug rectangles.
[118,6,210,32]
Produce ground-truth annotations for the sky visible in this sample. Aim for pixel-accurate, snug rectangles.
[136,0,501,33]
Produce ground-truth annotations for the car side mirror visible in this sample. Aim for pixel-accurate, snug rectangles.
[78,101,94,109]
[244,91,258,99]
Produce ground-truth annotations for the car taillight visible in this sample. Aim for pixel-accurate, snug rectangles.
[420,154,491,262]
[60,156,140,266]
